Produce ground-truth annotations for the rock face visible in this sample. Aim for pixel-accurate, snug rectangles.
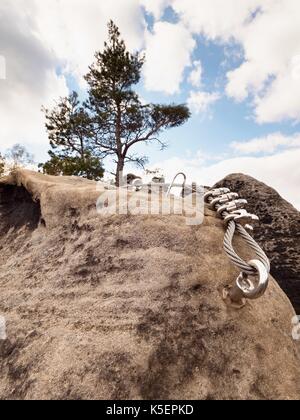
[214,174,300,314]
[0,170,300,400]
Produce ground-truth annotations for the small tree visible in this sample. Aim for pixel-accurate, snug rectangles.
[39,152,104,180]
[41,92,104,180]
[5,144,34,170]
[85,21,190,185]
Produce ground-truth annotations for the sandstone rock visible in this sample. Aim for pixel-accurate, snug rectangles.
[214,174,300,314]
[0,170,299,400]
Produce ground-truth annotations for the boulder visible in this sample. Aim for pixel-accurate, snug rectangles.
[214,174,300,314]
[0,170,299,400]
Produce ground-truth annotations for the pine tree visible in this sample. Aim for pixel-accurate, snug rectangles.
[85,20,190,185]
[41,21,190,184]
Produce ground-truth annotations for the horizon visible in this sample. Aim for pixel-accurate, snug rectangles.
[1,0,300,209]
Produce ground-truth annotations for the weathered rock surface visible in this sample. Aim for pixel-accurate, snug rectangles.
[0,170,300,400]
[214,174,300,314]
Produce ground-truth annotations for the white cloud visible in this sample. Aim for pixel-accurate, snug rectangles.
[187,91,220,114]
[151,148,300,210]
[226,61,267,102]
[188,61,202,88]
[231,132,300,154]
[140,0,169,20]
[152,0,300,123]
[254,70,300,123]
[143,21,195,94]
[34,0,145,85]
[0,0,145,159]
[170,0,263,41]
[0,0,69,157]
[224,0,300,123]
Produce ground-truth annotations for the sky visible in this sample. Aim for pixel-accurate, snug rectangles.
[1,0,300,208]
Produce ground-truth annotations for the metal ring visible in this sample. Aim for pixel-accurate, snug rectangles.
[236,259,269,300]
[166,173,187,198]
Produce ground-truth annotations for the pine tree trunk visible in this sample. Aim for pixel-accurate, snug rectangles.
[116,157,125,187]
[115,101,123,187]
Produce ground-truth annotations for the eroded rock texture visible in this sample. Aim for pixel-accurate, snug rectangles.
[214,174,300,314]
[0,170,299,400]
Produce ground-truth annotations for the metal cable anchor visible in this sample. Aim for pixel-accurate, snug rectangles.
[217,199,248,216]
[209,192,239,209]
[224,209,259,232]
[223,260,269,307]
[204,188,230,204]
[204,185,271,306]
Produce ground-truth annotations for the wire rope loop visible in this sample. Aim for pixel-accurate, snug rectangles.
[223,219,270,277]
[236,259,269,300]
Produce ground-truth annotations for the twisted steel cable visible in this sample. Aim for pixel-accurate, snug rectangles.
[235,223,270,272]
[208,197,270,277]
[223,220,255,275]
[224,220,270,276]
